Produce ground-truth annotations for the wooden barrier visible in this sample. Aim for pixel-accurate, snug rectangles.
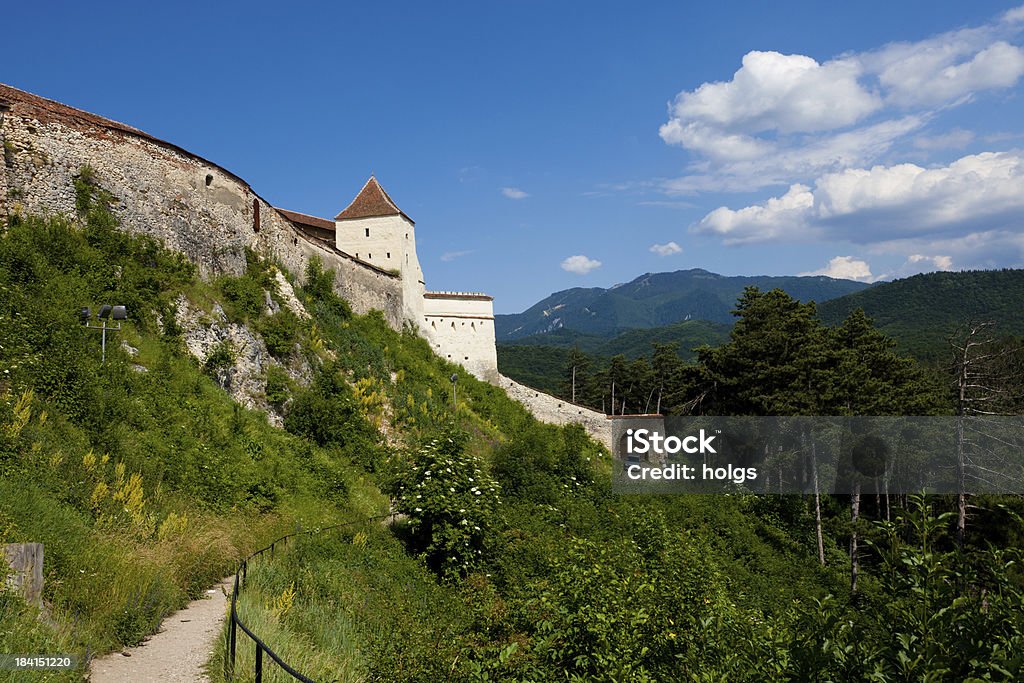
[3,542,44,608]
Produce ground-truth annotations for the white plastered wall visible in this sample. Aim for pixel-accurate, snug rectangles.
[422,294,498,382]
[334,214,425,321]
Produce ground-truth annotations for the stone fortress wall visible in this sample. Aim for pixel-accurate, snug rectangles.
[0,83,406,328]
[0,82,612,447]
[422,292,500,382]
[498,375,612,449]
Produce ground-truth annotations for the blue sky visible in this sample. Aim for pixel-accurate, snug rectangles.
[6,1,1024,312]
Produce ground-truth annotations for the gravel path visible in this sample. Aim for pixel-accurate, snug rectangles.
[90,577,234,683]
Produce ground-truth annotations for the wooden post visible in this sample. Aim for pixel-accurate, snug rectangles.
[2,543,44,608]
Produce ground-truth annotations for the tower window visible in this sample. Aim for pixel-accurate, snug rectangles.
[365,228,370,237]
[205,174,213,186]
[386,252,391,258]
[405,233,408,239]
[368,253,372,259]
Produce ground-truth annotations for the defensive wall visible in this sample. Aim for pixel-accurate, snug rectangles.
[0,82,613,447]
[0,83,406,328]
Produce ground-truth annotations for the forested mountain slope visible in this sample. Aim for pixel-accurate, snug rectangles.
[818,269,1024,361]
[496,268,869,339]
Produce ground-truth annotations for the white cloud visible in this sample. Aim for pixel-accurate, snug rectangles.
[694,152,1024,247]
[873,254,955,281]
[501,187,529,199]
[800,256,876,282]
[875,41,1024,107]
[649,241,683,256]
[1006,5,1024,24]
[561,255,602,275]
[696,184,815,244]
[908,253,953,270]
[440,250,473,262]
[657,7,1024,194]
[662,51,879,137]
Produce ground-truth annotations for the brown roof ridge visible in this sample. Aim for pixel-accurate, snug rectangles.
[277,207,335,231]
[334,176,414,224]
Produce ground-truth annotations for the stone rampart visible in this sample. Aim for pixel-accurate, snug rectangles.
[498,375,612,449]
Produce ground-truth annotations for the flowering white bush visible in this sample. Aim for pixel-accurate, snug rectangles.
[395,430,501,579]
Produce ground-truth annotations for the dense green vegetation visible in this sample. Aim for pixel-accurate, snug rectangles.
[1,176,1022,681]
[497,319,730,394]
[818,268,1024,362]
[496,268,869,339]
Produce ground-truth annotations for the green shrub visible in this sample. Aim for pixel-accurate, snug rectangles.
[257,309,300,358]
[393,427,501,580]
[265,365,291,407]
[203,340,235,375]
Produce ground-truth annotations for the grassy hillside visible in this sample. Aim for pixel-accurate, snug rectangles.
[496,268,869,340]
[0,178,545,679]
[818,269,1024,361]
[2,177,1021,682]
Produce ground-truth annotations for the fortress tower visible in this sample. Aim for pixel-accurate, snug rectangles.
[329,177,498,381]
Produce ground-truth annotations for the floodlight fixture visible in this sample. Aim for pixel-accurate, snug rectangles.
[82,304,128,363]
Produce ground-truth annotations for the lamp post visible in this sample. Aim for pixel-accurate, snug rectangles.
[450,373,458,410]
[81,304,127,363]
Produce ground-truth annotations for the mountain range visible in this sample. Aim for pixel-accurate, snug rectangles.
[497,268,1024,374]
[495,269,871,340]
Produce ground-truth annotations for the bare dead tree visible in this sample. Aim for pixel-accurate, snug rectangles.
[949,322,1022,547]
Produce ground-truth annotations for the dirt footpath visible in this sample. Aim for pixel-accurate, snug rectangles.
[89,577,233,683]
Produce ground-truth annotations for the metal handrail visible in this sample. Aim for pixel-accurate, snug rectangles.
[226,513,393,682]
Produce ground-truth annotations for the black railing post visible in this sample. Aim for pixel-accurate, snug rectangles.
[229,575,238,678]
[242,560,247,587]
[255,642,264,683]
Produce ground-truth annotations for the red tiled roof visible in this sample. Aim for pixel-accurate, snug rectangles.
[335,176,414,224]
[277,208,335,231]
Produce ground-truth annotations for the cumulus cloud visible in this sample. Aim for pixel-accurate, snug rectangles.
[695,152,1024,247]
[501,187,529,199]
[649,241,683,256]
[658,7,1024,193]
[800,256,876,282]
[561,255,602,275]
[661,51,879,138]
[696,184,816,244]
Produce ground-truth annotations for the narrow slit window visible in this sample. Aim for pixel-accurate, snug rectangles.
[365,228,370,237]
